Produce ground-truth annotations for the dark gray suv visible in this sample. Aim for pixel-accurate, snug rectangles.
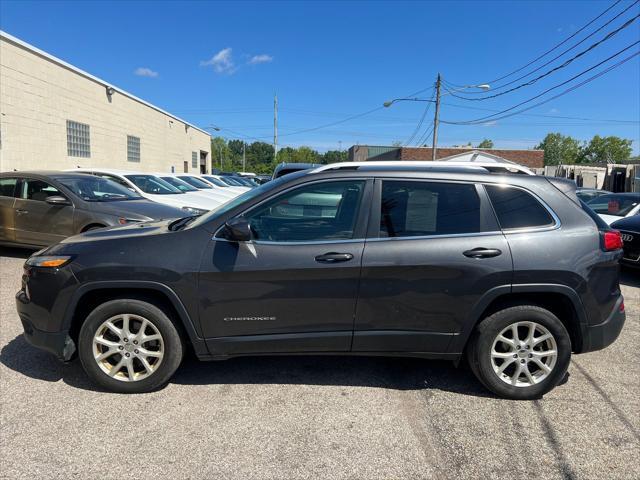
[15,164,625,399]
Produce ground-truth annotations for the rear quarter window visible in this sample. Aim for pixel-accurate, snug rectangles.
[0,177,18,197]
[485,185,554,230]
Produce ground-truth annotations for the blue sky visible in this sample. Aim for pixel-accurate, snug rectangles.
[1,0,639,153]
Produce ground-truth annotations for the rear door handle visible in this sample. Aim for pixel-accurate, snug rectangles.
[15,209,28,215]
[315,252,354,263]
[463,248,502,259]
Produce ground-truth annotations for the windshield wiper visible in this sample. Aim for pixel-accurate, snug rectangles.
[168,216,197,231]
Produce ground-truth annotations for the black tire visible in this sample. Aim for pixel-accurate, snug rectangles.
[467,305,571,400]
[78,299,184,393]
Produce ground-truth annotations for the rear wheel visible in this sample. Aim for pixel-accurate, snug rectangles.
[467,305,571,400]
[78,299,183,393]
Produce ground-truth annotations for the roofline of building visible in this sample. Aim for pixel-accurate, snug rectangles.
[349,144,544,152]
[0,30,211,137]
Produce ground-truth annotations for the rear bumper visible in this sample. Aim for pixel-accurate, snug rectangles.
[579,295,626,353]
[16,291,76,361]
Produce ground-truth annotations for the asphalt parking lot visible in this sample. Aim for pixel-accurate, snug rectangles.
[1,247,638,480]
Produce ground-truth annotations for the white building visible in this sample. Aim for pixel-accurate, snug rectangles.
[0,31,211,174]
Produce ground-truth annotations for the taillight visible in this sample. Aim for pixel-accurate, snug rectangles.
[602,230,623,251]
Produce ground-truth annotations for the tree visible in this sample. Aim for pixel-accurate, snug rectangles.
[322,150,348,164]
[535,133,580,166]
[578,135,633,164]
[477,139,494,149]
[227,140,245,158]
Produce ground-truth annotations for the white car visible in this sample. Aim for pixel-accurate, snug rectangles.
[199,174,249,194]
[69,168,221,215]
[585,193,640,225]
[154,173,236,203]
[174,174,240,200]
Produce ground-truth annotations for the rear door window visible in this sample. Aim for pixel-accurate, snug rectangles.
[0,177,18,197]
[20,179,63,202]
[485,185,554,230]
[379,181,481,237]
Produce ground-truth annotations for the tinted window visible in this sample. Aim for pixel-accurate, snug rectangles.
[203,176,230,187]
[246,181,365,242]
[21,179,63,202]
[586,194,640,217]
[178,176,212,189]
[486,185,554,230]
[95,173,132,190]
[124,175,182,195]
[0,178,18,197]
[58,176,142,201]
[161,176,198,192]
[380,181,480,238]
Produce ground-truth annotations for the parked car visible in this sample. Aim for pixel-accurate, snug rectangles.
[157,174,237,202]
[200,174,249,194]
[272,162,321,179]
[253,175,272,185]
[586,193,640,225]
[17,162,625,399]
[217,175,253,188]
[71,168,218,215]
[0,171,184,248]
[576,188,610,203]
[611,214,640,268]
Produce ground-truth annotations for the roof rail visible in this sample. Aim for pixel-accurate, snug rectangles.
[311,161,535,175]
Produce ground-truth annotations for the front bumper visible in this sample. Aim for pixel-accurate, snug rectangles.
[16,290,76,361]
[579,295,626,353]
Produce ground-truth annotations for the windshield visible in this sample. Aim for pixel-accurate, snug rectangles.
[233,177,257,187]
[202,176,230,187]
[59,176,142,201]
[125,175,183,195]
[587,194,640,217]
[160,176,198,192]
[220,176,243,186]
[178,176,213,189]
[188,174,296,229]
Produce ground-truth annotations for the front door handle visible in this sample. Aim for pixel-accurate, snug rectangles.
[15,209,28,215]
[463,248,502,259]
[315,252,354,263]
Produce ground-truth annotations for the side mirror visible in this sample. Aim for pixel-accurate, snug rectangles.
[223,217,252,242]
[45,195,71,206]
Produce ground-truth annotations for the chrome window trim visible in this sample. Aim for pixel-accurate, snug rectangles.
[483,183,561,234]
[212,234,365,246]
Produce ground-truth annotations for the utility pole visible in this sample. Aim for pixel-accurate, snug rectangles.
[274,93,278,161]
[242,141,246,172]
[432,73,441,161]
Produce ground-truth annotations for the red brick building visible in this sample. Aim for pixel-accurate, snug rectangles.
[348,145,544,169]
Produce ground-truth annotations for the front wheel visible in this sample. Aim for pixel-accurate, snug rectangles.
[467,305,572,400]
[78,299,184,393]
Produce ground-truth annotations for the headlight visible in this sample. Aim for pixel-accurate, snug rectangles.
[118,217,144,225]
[26,255,74,268]
[181,206,208,216]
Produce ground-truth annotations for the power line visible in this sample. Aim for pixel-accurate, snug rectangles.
[442,47,640,125]
[444,12,640,101]
[446,0,625,87]
[403,88,436,145]
[443,0,640,95]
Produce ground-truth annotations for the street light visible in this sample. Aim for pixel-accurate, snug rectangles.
[383,75,490,160]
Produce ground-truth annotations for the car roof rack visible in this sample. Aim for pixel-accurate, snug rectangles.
[311,161,535,176]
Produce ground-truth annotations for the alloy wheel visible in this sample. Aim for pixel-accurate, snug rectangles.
[490,321,558,387]
[92,314,164,382]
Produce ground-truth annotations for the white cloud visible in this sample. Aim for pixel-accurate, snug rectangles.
[248,54,273,65]
[200,48,235,74]
[134,67,158,78]
[482,121,498,127]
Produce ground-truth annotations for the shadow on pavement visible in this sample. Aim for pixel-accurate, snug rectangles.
[0,247,33,259]
[620,267,640,288]
[1,334,496,398]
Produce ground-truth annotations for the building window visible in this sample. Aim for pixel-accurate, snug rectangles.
[66,120,90,157]
[191,151,197,168]
[127,135,141,162]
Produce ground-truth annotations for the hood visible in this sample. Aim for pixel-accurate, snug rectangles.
[145,192,215,211]
[92,199,185,221]
[611,214,640,231]
[58,219,173,246]
[598,214,624,226]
